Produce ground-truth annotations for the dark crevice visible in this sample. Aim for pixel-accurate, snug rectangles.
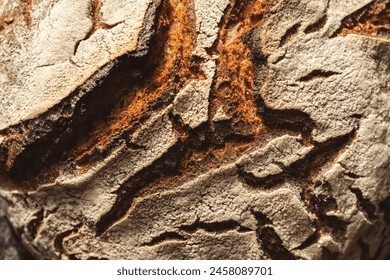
[304,0,329,34]
[293,230,320,250]
[320,215,349,244]
[0,0,169,185]
[310,182,338,214]
[73,20,123,55]
[252,210,272,226]
[349,187,376,220]
[6,57,143,182]
[298,70,340,82]
[279,23,301,48]
[251,210,296,260]
[258,226,296,259]
[95,111,256,237]
[243,28,268,66]
[68,254,80,260]
[95,96,257,237]
[304,14,328,34]
[344,171,362,179]
[350,113,364,119]
[304,181,349,245]
[179,219,252,234]
[95,142,185,236]
[271,52,286,64]
[142,232,187,247]
[26,209,44,240]
[86,255,109,260]
[255,96,315,142]
[94,182,144,237]
[73,0,122,55]
[237,129,354,189]
[53,225,81,258]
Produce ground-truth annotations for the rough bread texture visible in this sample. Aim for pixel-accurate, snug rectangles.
[0,0,389,259]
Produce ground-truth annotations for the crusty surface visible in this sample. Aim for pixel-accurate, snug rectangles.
[0,0,389,259]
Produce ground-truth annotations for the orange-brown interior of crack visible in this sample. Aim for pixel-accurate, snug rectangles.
[72,0,198,165]
[212,0,271,135]
[117,0,274,200]
[74,0,274,166]
[340,1,390,36]
[90,0,104,31]
[5,0,274,187]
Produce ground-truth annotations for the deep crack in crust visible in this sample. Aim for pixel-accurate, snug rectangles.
[0,0,389,259]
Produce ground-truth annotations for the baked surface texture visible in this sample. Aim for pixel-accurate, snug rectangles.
[0,0,389,259]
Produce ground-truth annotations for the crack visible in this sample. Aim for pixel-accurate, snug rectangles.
[73,0,123,55]
[320,215,349,244]
[255,95,315,143]
[73,21,123,56]
[26,209,44,240]
[298,70,340,82]
[304,0,329,34]
[35,63,56,68]
[86,255,109,260]
[292,229,320,250]
[279,22,301,48]
[179,219,252,234]
[309,181,338,215]
[237,130,354,189]
[53,224,81,259]
[331,0,390,38]
[270,51,286,64]
[349,186,376,220]
[251,210,296,260]
[96,0,356,241]
[94,120,255,237]
[344,171,363,179]
[95,142,185,236]
[210,0,272,135]
[68,0,202,167]
[305,14,328,34]
[0,0,171,185]
[94,108,257,238]
[302,175,351,246]
[0,0,268,189]
[243,28,268,66]
[142,231,187,247]
[1,59,132,183]
[259,226,297,259]
[349,113,364,119]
